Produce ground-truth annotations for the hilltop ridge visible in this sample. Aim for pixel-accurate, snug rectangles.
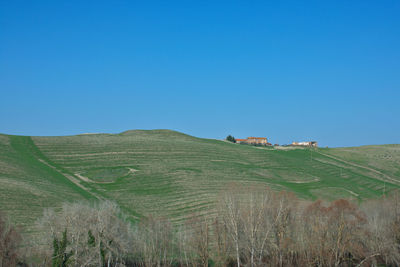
[0,130,399,232]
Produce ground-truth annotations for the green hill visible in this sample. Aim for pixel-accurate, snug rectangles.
[1,130,399,232]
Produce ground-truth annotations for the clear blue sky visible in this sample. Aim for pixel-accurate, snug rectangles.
[1,1,399,147]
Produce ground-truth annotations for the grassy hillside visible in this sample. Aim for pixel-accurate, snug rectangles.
[1,130,399,231]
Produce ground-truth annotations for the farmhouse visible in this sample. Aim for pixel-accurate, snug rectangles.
[291,141,318,147]
[236,137,268,145]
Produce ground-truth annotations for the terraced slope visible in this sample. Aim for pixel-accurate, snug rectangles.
[1,130,399,231]
[0,135,94,234]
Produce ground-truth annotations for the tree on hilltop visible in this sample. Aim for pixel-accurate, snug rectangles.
[226,135,236,143]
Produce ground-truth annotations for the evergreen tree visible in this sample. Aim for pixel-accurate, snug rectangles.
[87,230,95,247]
[52,229,73,267]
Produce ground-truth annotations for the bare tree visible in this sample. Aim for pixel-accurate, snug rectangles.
[239,186,274,267]
[176,224,191,267]
[300,199,366,267]
[134,216,175,267]
[217,185,299,267]
[268,191,299,267]
[219,184,243,267]
[212,217,231,267]
[0,211,20,267]
[361,190,400,266]
[187,215,211,267]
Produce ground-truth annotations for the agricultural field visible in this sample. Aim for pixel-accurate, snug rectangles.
[1,130,399,232]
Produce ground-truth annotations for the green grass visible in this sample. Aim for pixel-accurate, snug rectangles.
[83,166,132,183]
[1,129,399,231]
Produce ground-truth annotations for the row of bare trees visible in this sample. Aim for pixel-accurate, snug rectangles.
[215,186,400,267]
[34,201,132,266]
[3,186,400,266]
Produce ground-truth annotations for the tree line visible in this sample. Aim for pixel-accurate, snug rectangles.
[2,185,400,266]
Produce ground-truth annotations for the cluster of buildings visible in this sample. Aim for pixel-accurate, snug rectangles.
[236,137,270,145]
[234,136,318,147]
[291,141,318,147]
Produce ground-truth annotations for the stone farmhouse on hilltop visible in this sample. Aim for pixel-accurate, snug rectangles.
[236,137,269,145]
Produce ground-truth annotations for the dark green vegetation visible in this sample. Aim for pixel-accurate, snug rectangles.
[225,134,236,143]
[1,130,399,230]
[52,230,73,267]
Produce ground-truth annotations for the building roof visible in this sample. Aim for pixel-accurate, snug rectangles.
[247,137,267,140]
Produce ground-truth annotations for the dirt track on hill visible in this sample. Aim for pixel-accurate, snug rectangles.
[316,150,399,185]
[37,158,104,200]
